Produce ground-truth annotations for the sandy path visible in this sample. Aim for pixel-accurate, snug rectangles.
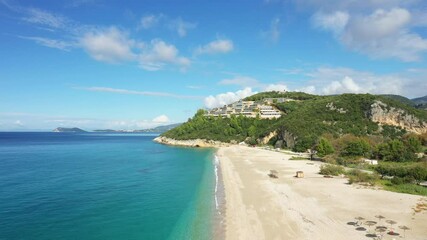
[218,145,427,240]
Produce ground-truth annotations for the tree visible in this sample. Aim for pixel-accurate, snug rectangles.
[248,125,256,137]
[404,134,422,153]
[342,139,371,157]
[316,137,335,157]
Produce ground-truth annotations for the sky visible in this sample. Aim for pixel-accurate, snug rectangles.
[1,0,427,131]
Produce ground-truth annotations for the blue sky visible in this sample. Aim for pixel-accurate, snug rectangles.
[1,0,427,130]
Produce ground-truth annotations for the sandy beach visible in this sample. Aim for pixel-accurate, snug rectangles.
[218,145,427,240]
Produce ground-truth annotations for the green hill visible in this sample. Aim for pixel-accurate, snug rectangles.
[412,95,427,105]
[162,92,427,151]
[380,94,415,106]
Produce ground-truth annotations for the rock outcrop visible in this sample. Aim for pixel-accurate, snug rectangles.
[368,101,427,134]
[153,136,230,147]
[259,131,277,145]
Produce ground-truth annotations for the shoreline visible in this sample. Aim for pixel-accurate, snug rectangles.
[212,153,226,240]
[153,136,230,148]
[218,145,427,240]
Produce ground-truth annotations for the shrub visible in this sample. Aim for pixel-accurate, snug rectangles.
[391,176,415,185]
[319,164,345,176]
[347,169,379,185]
[342,139,371,157]
[375,162,427,184]
[316,137,335,157]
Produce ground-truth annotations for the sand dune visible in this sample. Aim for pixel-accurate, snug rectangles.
[218,145,427,240]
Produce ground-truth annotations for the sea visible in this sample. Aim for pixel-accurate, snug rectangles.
[0,132,223,240]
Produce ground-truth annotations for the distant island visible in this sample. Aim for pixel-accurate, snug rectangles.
[93,123,182,133]
[52,123,182,134]
[53,127,87,133]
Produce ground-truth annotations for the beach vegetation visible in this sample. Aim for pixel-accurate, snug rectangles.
[316,137,335,157]
[379,180,427,196]
[319,164,345,176]
[346,169,379,186]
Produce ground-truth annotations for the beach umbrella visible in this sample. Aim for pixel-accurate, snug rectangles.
[399,225,410,238]
[386,220,397,234]
[355,216,365,226]
[375,215,385,222]
[365,221,377,234]
[375,227,387,238]
[375,226,387,230]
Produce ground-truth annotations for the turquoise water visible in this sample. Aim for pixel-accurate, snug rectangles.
[0,132,217,240]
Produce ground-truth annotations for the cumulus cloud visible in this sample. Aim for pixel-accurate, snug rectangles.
[341,8,427,61]
[80,27,136,63]
[312,11,349,34]
[152,114,170,123]
[263,83,288,92]
[321,76,362,95]
[204,87,257,108]
[10,4,191,71]
[139,39,191,71]
[310,3,427,61]
[78,27,190,70]
[195,39,234,55]
[295,67,427,97]
[296,85,317,94]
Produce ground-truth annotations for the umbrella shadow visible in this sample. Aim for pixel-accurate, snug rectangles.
[365,233,377,238]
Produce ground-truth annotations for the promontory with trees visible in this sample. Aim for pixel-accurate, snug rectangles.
[161,91,427,195]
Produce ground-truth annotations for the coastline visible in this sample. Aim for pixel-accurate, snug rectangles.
[154,136,230,148]
[218,145,427,240]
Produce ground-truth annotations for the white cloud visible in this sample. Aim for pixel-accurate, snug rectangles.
[80,27,136,63]
[139,39,191,71]
[262,18,281,42]
[322,76,363,95]
[263,83,288,92]
[19,36,74,51]
[204,87,257,108]
[152,115,170,123]
[139,14,162,29]
[14,120,24,126]
[8,4,191,71]
[312,11,349,34]
[296,85,317,94]
[295,67,427,97]
[138,14,196,37]
[78,86,201,99]
[218,76,259,87]
[195,39,234,55]
[312,6,427,61]
[79,27,190,70]
[169,18,197,37]
[23,8,67,29]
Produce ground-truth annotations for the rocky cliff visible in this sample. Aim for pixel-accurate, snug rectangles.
[368,101,427,134]
[154,136,230,147]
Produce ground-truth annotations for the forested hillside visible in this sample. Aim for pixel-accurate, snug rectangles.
[163,92,426,151]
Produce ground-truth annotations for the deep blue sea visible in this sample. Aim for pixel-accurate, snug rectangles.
[0,132,218,240]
